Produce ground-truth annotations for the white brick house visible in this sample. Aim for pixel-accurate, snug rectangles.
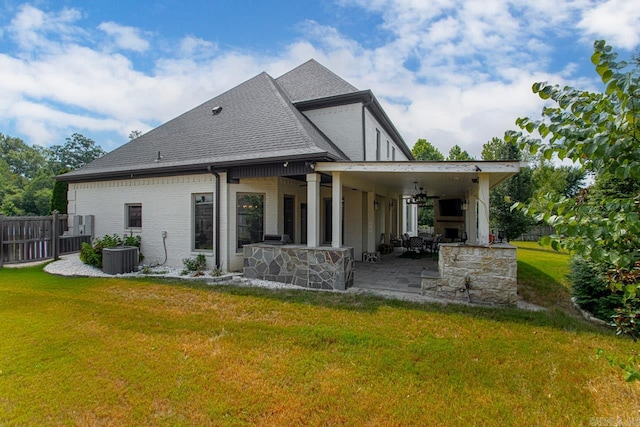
[59,60,521,296]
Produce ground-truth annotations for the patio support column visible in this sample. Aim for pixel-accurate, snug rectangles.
[366,191,376,253]
[306,172,321,247]
[383,197,390,243]
[331,172,342,248]
[467,194,479,244]
[396,196,402,236]
[477,173,490,245]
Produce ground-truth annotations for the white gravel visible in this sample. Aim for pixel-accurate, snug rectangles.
[43,253,303,290]
[42,254,542,308]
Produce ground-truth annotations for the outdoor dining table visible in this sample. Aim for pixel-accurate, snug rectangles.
[423,237,435,252]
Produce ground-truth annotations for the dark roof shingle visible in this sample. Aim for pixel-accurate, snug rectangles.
[276,59,359,102]
[61,69,349,180]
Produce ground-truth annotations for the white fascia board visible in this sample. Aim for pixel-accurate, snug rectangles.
[315,161,523,174]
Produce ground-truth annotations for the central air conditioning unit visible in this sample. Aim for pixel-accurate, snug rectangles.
[102,246,139,275]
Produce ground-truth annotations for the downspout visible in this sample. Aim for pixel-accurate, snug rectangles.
[208,166,221,269]
[361,103,366,161]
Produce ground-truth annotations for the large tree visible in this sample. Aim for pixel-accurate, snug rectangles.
[412,138,444,161]
[0,132,105,216]
[48,133,106,174]
[528,162,586,214]
[0,133,48,179]
[508,41,640,358]
[410,139,443,227]
[481,137,535,240]
[447,144,473,160]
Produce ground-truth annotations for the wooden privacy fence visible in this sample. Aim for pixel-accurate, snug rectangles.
[517,224,555,242]
[0,211,92,268]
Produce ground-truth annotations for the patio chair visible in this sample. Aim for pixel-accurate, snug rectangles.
[402,233,411,251]
[431,234,442,257]
[379,233,393,254]
[390,234,402,248]
[409,236,425,253]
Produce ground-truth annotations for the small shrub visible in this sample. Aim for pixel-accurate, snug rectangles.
[79,242,101,267]
[182,254,207,275]
[570,257,624,320]
[211,263,224,277]
[123,233,144,262]
[79,234,144,268]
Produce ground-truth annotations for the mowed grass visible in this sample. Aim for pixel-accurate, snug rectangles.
[513,241,573,311]
[1,253,639,426]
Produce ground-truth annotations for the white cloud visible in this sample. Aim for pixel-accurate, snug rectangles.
[178,35,217,58]
[1,1,638,156]
[97,21,150,52]
[578,0,640,49]
[8,4,85,51]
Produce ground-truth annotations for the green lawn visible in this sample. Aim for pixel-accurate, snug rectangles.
[0,251,638,426]
[512,241,574,313]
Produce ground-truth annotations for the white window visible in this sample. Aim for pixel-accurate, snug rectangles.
[237,193,264,251]
[125,204,142,228]
[193,193,214,251]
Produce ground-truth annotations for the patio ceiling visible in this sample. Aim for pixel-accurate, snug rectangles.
[315,161,524,198]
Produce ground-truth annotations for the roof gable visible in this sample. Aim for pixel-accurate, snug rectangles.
[276,59,359,102]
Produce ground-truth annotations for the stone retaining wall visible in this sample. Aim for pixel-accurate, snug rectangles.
[421,243,517,306]
[243,244,354,290]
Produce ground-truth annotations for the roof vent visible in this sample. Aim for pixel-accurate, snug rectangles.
[155,151,163,162]
[211,106,223,116]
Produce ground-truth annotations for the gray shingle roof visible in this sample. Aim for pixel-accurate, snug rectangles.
[61,59,411,181]
[61,69,351,180]
[276,59,359,102]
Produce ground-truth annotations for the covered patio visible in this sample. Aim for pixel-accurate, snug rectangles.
[244,160,523,305]
[310,161,522,252]
[352,248,437,294]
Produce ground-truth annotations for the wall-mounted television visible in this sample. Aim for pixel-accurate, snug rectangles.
[438,198,463,217]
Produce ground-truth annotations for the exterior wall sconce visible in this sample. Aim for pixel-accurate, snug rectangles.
[374,200,379,210]
[461,200,469,211]
[389,199,395,208]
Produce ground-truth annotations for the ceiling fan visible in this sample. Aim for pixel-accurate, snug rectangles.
[406,182,439,207]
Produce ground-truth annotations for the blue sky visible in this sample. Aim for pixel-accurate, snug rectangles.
[0,0,638,157]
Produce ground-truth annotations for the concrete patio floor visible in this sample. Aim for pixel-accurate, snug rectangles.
[352,248,438,294]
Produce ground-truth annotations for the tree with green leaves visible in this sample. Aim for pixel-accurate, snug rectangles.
[0,133,48,179]
[0,133,48,215]
[50,173,69,214]
[0,132,105,216]
[128,130,143,140]
[48,133,106,174]
[508,40,640,380]
[481,137,535,240]
[447,144,473,160]
[411,139,442,227]
[412,138,444,161]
